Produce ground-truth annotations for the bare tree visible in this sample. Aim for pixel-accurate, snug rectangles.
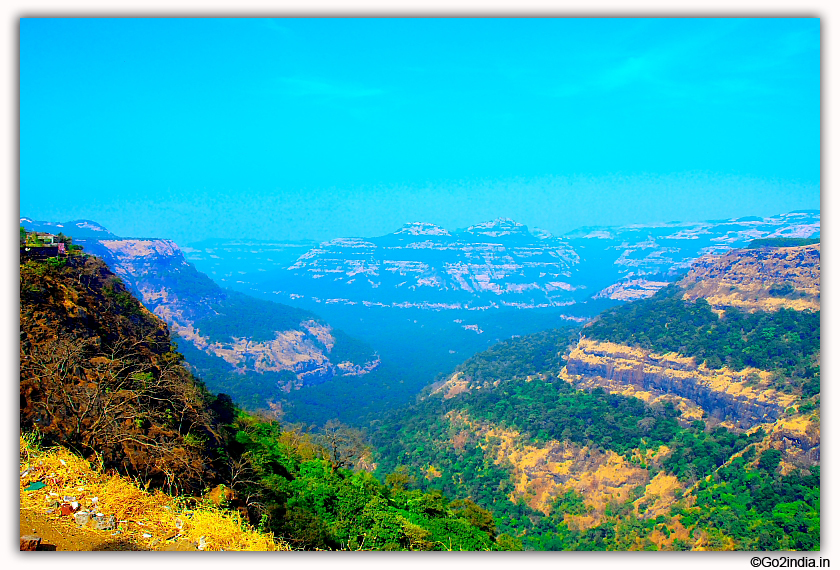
[316,420,368,471]
[20,333,216,493]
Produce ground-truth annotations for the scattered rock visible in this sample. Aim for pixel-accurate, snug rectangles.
[142,533,152,539]
[198,536,207,550]
[62,495,77,502]
[20,468,32,478]
[94,514,116,531]
[74,511,90,527]
[20,535,42,551]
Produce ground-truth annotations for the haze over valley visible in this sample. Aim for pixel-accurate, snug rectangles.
[19,17,822,554]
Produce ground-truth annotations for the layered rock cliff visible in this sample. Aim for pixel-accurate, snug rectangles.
[562,339,799,429]
[679,244,820,312]
[282,218,582,310]
[80,237,380,387]
[19,219,381,405]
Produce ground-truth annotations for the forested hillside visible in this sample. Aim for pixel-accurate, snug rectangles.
[585,285,820,396]
[20,253,223,492]
[369,246,820,550]
[19,250,517,550]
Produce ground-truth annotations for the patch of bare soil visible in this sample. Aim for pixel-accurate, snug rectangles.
[19,509,145,551]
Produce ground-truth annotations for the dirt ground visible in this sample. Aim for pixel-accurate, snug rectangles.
[19,509,144,551]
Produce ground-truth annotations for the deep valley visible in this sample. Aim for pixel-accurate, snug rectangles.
[19,212,821,551]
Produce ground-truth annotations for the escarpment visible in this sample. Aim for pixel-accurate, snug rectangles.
[20,254,222,492]
[679,244,820,312]
[563,339,798,429]
[78,237,380,389]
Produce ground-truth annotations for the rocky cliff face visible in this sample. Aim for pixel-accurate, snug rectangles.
[679,244,820,312]
[563,339,799,429]
[20,217,382,403]
[76,237,380,388]
[562,240,821,429]
[283,218,582,310]
[196,211,820,314]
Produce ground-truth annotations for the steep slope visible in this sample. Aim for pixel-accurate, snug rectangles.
[370,243,820,550]
[86,238,379,385]
[20,218,380,410]
[563,339,799,428]
[20,253,223,492]
[679,243,820,312]
[18,251,518,551]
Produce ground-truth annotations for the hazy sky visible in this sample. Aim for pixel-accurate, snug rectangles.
[20,18,820,244]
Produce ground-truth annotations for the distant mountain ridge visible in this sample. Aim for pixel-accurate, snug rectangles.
[280,217,581,310]
[19,217,118,239]
[203,211,820,313]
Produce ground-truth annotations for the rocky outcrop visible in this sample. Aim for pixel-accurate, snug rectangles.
[756,413,821,471]
[563,339,799,429]
[679,244,820,312]
[594,278,672,301]
[69,236,379,389]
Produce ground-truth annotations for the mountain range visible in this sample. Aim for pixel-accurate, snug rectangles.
[371,241,820,550]
[21,211,820,420]
[185,211,820,312]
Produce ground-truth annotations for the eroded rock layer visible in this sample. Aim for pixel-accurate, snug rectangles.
[563,339,799,429]
[679,244,820,312]
[80,238,379,387]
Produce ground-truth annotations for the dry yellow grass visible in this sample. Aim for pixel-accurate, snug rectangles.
[19,434,288,551]
[453,412,668,526]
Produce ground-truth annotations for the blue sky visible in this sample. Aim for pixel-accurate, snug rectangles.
[20,18,820,244]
